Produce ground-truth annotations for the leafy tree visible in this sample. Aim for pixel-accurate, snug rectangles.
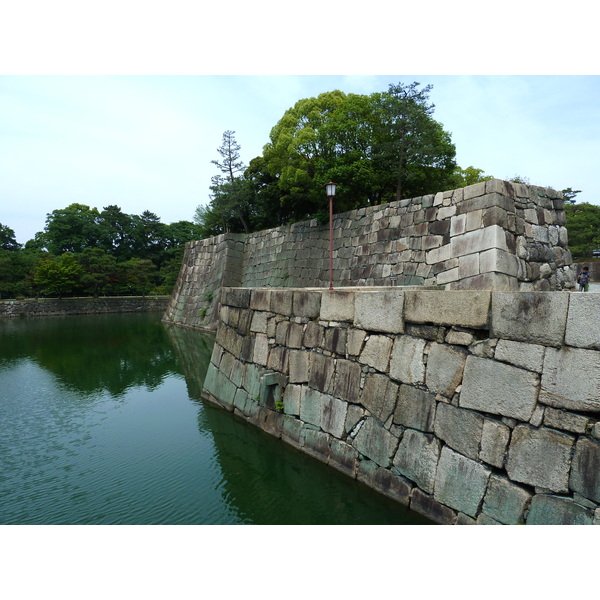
[565,202,600,259]
[199,130,253,234]
[97,205,134,260]
[0,223,21,251]
[44,203,101,254]
[34,253,83,298]
[130,211,167,264]
[376,82,457,202]
[561,188,581,204]
[451,166,494,188]
[77,248,119,297]
[121,258,158,296]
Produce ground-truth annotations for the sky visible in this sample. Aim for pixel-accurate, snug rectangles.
[2,73,598,246]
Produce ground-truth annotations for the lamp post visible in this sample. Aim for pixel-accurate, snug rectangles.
[325,182,337,290]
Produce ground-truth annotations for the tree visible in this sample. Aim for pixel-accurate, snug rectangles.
[34,253,83,298]
[77,248,118,297]
[44,204,101,254]
[376,82,457,202]
[565,202,600,259]
[97,205,134,260]
[561,188,581,204]
[451,166,494,188]
[0,223,21,251]
[202,131,252,233]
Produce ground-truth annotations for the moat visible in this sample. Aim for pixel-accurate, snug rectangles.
[0,312,430,525]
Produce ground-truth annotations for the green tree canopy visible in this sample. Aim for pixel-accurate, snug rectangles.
[565,202,600,259]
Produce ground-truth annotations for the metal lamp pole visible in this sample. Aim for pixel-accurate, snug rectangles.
[325,182,337,290]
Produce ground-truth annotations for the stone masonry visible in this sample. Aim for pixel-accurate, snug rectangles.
[163,179,575,330]
[201,287,600,525]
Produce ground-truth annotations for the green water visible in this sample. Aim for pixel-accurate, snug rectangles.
[0,312,431,525]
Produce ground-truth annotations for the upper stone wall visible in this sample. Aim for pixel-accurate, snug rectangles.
[163,179,575,329]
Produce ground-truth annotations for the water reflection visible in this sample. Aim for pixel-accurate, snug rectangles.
[0,313,179,398]
[1,313,431,524]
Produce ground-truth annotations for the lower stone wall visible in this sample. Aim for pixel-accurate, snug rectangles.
[0,296,170,318]
[202,287,600,525]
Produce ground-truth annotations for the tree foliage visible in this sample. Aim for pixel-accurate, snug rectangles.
[565,202,600,259]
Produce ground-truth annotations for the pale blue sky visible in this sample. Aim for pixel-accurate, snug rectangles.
[2,75,599,245]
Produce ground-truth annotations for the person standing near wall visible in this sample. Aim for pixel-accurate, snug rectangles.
[577,266,591,291]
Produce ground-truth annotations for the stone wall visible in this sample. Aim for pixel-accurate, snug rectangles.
[163,179,575,330]
[0,296,170,318]
[202,287,600,525]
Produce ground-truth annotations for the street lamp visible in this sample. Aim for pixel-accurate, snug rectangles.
[325,182,337,290]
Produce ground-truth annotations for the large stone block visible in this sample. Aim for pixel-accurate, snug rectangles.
[506,425,574,492]
[359,334,393,372]
[332,358,362,403]
[308,352,334,394]
[565,293,600,349]
[352,416,399,468]
[494,339,545,373]
[540,347,600,412]
[433,403,484,461]
[450,225,508,258]
[393,429,441,494]
[321,394,348,439]
[320,290,355,322]
[479,418,511,468]
[404,290,491,328]
[482,474,532,524]
[526,494,594,525]
[433,446,491,518]
[288,349,309,383]
[570,437,600,504]
[425,342,467,397]
[360,373,398,423]
[354,290,405,333]
[460,356,539,421]
[491,292,569,346]
[293,290,321,318]
[393,384,436,432]
[389,335,426,384]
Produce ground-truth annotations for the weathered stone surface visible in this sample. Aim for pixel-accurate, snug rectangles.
[321,394,348,439]
[540,347,600,412]
[308,352,334,394]
[323,326,347,355]
[393,384,436,432]
[506,425,574,492]
[354,290,404,333]
[299,388,323,428]
[570,437,600,504]
[287,349,308,383]
[393,429,441,494]
[282,384,303,416]
[425,342,467,397]
[479,419,511,468]
[303,321,324,348]
[434,403,484,460]
[434,446,491,517]
[346,328,367,356]
[494,339,545,373]
[320,290,355,322]
[293,290,321,318]
[353,416,399,468]
[301,427,331,463]
[565,293,600,349]
[491,292,568,346]
[526,494,594,525]
[328,438,357,478]
[250,288,271,311]
[460,356,539,421]
[410,488,457,524]
[371,468,413,506]
[389,335,426,384]
[332,358,362,403]
[359,334,393,372]
[404,290,491,329]
[360,373,398,423]
[543,407,589,434]
[482,474,531,524]
[451,225,508,258]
